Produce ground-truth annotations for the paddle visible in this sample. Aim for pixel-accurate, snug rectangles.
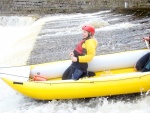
[145,40,150,49]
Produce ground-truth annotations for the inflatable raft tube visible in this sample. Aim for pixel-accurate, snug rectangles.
[29,49,149,78]
[1,49,150,100]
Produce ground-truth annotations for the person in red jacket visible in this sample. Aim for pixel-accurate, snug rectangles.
[62,25,98,80]
[135,36,150,72]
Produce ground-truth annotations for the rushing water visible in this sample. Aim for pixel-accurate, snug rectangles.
[0,11,150,113]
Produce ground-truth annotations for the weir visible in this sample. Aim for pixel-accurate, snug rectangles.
[0,16,46,66]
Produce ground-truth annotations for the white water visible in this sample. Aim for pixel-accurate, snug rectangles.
[0,15,49,66]
[0,12,150,113]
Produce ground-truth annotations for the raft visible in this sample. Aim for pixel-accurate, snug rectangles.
[1,49,150,100]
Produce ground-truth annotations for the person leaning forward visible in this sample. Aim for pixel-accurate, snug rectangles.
[135,36,150,72]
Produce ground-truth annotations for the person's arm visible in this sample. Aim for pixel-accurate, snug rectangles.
[143,36,150,45]
[78,40,97,63]
[149,36,150,45]
[143,36,150,47]
[143,36,150,41]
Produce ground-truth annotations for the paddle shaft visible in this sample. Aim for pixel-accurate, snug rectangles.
[145,40,150,49]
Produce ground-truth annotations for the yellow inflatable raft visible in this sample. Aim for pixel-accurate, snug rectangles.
[1,49,150,100]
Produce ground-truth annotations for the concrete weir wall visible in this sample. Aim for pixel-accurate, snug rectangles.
[0,0,150,14]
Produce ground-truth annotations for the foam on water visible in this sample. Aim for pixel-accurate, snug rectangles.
[0,16,46,66]
[98,22,138,31]
[38,12,110,38]
[0,16,36,27]
[0,89,150,113]
[0,15,49,113]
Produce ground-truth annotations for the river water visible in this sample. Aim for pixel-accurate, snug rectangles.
[0,11,150,113]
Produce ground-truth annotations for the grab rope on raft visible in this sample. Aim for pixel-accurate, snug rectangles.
[0,65,30,78]
[0,72,29,78]
[0,65,29,69]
